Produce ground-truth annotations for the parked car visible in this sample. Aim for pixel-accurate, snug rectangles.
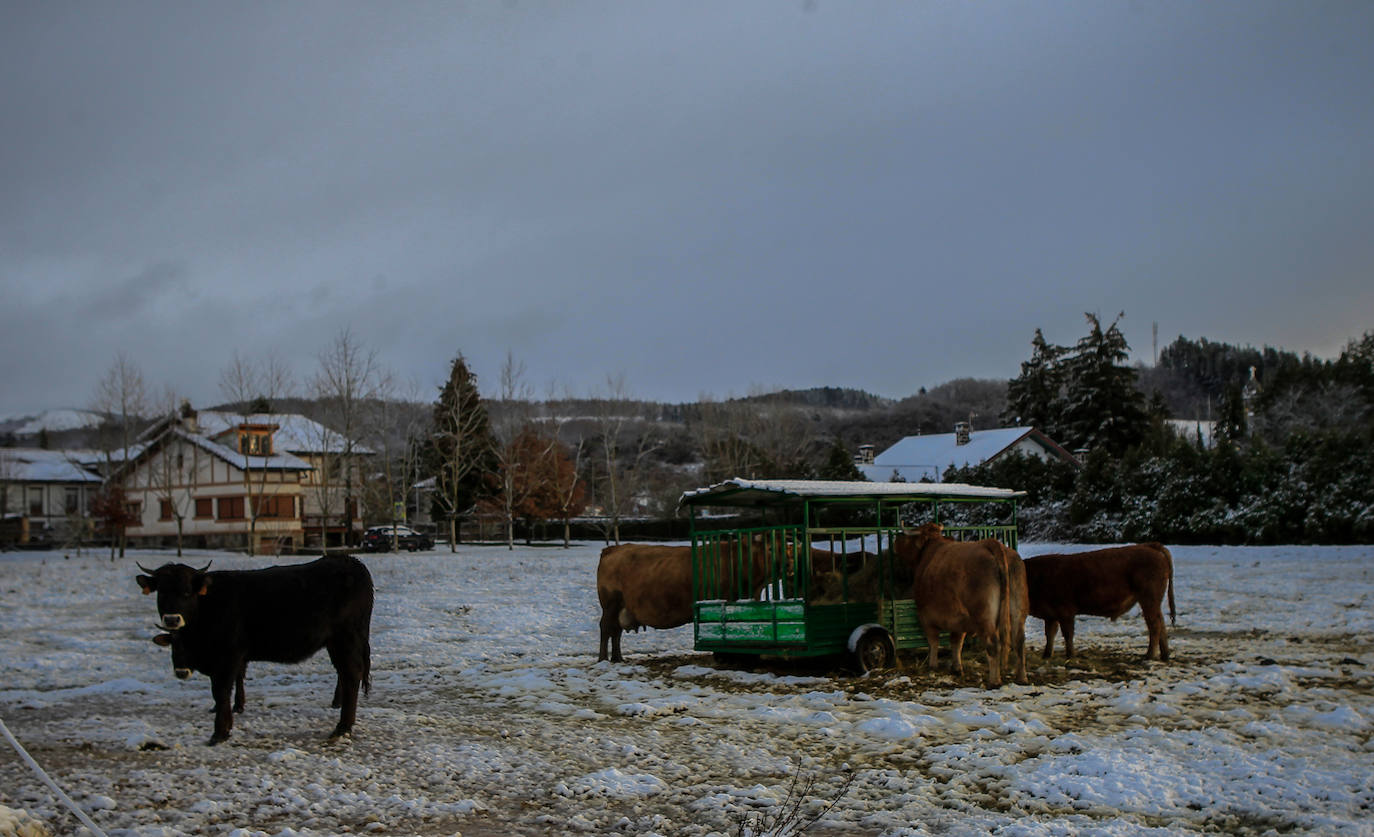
[362,525,434,552]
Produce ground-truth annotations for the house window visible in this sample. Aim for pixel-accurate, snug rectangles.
[256,495,296,519]
[126,501,142,527]
[239,432,273,456]
[217,496,245,520]
[195,498,213,518]
[28,487,43,516]
[176,452,185,471]
[160,500,175,520]
[65,488,80,514]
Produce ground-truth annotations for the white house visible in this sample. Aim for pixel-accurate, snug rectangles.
[856,423,1079,484]
[0,448,104,546]
[114,404,370,553]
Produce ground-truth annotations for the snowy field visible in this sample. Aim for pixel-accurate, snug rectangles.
[1,541,1372,836]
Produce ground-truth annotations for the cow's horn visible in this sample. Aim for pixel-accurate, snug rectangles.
[195,561,212,572]
[137,562,157,573]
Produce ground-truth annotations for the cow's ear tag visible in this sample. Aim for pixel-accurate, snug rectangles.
[197,579,210,596]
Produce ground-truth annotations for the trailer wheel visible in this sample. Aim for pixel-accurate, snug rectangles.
[850,628,896,674]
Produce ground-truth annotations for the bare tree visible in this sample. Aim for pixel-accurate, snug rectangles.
[554,434,586,548]
[365,377,428,549]
[218,351,294,555]
[143,389,197,556]
[540,382,589,548]
[591,374,658,545]
[91,352,147,559]
[488,352,548,549]
[309,329,390,551]
[749,392,821,478]
[692,395,765,483]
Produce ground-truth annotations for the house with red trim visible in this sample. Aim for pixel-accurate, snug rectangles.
[112,403,369,553]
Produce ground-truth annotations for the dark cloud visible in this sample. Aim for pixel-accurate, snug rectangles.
[2,2,1372,416]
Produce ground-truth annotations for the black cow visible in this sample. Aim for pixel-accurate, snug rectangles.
[137,555,374,745]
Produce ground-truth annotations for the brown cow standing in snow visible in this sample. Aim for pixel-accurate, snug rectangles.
[1023,543,1176,661]
[596,534,789,662]
[893,523,1028,688]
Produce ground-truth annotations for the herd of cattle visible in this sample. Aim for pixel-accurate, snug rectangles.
[134,527,1174,744]
[596,523,1176,688]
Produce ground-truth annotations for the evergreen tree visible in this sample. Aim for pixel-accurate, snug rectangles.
[816,439,863,481]
[426,354,497,550]
[1216,380,1248,444]
[1060,312,1147,456]
[1334,330,1374,416]
[1002,328,1066,437]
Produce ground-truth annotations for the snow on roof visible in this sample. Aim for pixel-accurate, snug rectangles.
[0,448,104,483]
[858,426,1049,484]
[171,426,313,471]
[680,477,1024,507]
[195,411,371,455]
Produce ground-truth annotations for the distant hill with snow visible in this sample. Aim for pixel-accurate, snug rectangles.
[0,409,107,436]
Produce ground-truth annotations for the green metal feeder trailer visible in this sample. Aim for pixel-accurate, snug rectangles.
[680,478,1025,672]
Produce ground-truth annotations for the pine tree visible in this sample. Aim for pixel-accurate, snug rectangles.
[1217,380,1248,444]
[1060,312,1147,456]
[816,439,863,481]
[427,354,497,551]
[1003,328,1067,438]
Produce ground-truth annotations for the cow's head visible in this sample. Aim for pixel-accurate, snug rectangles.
[136,562,212,630]
[893,522,944,566]
[152,632,194,680]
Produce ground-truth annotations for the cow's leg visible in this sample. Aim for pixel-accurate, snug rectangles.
[984,630,1004,689]
[1011,619,1029,685]
[1042,619,1059,659]
[919,618,939,670]
[598,602,623,663]
[233,662,247,714]
[208,670,236,745]
[1061,617,1076,658]
[1141,601,1167,661]
[326,641,363,738]
[948,632,966,677]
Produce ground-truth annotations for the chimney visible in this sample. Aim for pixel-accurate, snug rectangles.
[954,422,971,446]
[179,400,199,433]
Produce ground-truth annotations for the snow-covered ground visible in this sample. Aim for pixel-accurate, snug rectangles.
[1,542,1371,836]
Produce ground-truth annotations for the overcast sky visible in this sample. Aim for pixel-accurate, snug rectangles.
[3,1,1372,416]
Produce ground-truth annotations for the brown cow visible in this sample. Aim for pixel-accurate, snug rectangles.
[893,523,1028,688]
[1023,543,1175,661]
[596,534,788,662]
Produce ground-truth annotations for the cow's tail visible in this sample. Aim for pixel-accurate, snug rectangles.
[362,640,373,697]
[1161,544,1176,626]
[997,543,1013,670]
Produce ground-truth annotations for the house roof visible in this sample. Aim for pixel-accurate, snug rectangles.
[0,448,104,484]
[194,411,371,455]
[166,426,313,471]
[122,412,315,475]
[680,478,1024,508]
[856,426,1074,484]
